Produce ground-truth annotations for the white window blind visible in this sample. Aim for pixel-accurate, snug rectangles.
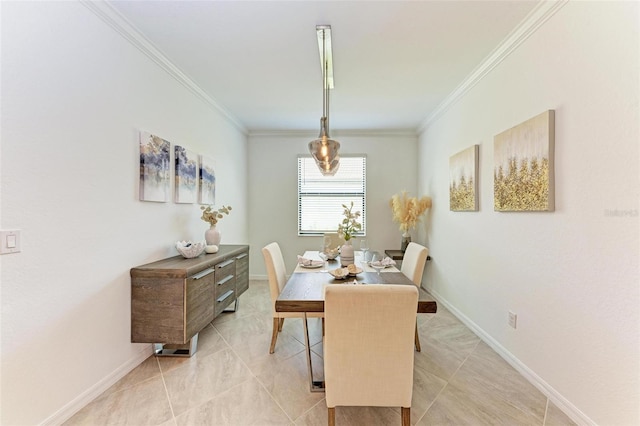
[298,155,366,236]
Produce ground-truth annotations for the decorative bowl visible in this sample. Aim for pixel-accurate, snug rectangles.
[329,267,349,280]
[324,247,340,260]
[176,241,206,258]
[346,265,363,276]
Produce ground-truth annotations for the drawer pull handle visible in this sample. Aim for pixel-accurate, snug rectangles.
[236,253,248,260]
[217,290,234,303]
[217,259,234,268]
[192,268,215,280]
[217,275,234,286]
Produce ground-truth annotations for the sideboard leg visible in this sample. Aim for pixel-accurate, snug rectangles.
[153,333,199,357]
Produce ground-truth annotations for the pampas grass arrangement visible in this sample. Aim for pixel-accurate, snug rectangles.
[389,191,432,234]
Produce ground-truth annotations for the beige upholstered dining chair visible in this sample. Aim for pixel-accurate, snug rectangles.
[400,242,429,352]
[262,242,323,354]
[324,285,418,426]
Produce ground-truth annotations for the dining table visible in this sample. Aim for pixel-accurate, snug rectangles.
[275,250,437,392]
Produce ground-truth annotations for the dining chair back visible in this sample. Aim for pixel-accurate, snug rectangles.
[323,232,344,251]
[324,284,418,426]
[400,242,429,286]
[262,242,323,354]
[399,242,429,352]
[262,242,288,315]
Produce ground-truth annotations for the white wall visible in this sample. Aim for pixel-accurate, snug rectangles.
[248,131,419,276]
[0,2,248,424]
[417,2,639,425]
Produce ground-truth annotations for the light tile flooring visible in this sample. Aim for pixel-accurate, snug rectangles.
[66,280,576,425]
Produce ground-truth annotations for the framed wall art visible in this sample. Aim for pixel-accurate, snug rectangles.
[199,155,216,205]
[449,145,479,211]
[494,110,555,212]
[174,145,198,203]
[139,131,170,202]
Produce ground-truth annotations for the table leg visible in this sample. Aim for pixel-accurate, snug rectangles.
[303,312,325,392]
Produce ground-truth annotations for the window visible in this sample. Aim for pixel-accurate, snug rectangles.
[298,155,366,236]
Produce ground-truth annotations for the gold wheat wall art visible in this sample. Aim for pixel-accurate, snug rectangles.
[449,145,479,211]
[493,110,555,212]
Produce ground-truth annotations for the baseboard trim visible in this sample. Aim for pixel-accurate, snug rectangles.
[428,288,595,426]
[250,274,268,281]
[41,344,154,426]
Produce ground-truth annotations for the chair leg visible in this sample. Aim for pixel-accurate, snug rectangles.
[278,317,285,331]
[328,407,336,426]
[401,407,410,426]
[322,317,325,336]
[269,317,279,354]
[414,322,421,352]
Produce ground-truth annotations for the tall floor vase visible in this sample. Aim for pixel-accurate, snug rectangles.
[205,226,221,246]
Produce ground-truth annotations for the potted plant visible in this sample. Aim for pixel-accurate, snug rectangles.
[200,205,232,248]
[337,201,362,265]
[389,191,431,252]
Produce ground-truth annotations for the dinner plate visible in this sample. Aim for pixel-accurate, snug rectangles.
[300,262,323,269]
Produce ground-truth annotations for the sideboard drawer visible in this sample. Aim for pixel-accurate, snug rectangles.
[235,253,249,295]
[185,267,215,339]
[216,259,235,284]
[215,284,235,317]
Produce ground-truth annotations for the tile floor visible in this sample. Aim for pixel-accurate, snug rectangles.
[65,280,576,425]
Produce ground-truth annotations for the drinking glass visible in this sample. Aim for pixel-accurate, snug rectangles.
[370,251,384,277]
[359,239,369,266]
[318,248,328,272]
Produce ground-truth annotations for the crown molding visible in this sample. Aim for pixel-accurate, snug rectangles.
[417,0,568,134]
[80,0,248,135]
[249,128,418,138]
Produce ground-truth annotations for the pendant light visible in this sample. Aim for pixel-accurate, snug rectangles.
[308,25,340,176]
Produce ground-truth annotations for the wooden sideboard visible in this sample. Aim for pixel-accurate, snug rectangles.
[130,244,249,356]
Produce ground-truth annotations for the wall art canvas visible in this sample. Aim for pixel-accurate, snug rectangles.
[450,145,479,211]
[199,155,216,205]
[494,110,555,212]
[139,131,170,202]
[174,145,198,203]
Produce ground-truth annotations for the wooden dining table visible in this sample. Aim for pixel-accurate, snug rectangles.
[275,251,437,391]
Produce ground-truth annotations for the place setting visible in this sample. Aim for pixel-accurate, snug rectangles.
[296,254,324,269]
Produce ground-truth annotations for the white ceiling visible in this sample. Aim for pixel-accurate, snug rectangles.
[108,0,539,133]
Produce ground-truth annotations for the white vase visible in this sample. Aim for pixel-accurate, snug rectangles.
[340,240,354,266]
[205,226,221,246]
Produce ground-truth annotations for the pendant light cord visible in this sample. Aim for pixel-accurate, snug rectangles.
[322,29,328,133]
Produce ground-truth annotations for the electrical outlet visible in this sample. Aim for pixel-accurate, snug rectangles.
[508,311,517,329]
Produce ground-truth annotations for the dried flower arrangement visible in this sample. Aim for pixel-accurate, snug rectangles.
[389,191,432,234]
[200,205,232,227]
[337,201,362,241]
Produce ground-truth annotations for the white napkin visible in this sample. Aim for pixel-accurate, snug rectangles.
[370,256,396,267]
[297,255,324,267]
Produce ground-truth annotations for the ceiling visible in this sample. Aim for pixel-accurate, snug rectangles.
[108,1,539,133]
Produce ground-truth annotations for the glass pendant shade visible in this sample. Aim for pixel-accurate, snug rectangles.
[309,118,340,165]
[317,155,340,176]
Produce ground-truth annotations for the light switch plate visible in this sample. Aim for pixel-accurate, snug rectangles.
[0,230,21,254]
